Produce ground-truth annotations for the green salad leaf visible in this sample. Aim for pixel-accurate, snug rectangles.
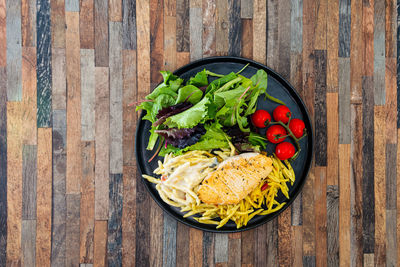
[175,85,203,104]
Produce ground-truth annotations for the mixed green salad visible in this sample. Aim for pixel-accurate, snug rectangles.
[136,66,291,160]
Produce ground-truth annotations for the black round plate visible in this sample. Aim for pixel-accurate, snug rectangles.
[135,56,314,233]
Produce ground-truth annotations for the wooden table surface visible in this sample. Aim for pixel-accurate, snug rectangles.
[0,0,398,266]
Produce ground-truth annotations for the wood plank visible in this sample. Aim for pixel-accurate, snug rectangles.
[293,226,303,266]
[373,0,386,106]
[241,230,254,265]
[362,76,375,253]
[0,0,6,66]
[326,0,338,93]
[176,223,190,267]
[51,109,67,266]
[109,0,122,21]
[66,11,82,194]
[163,214,177,267]
[94,0,109,66]
[240,0,252,18]
[22,145,37,220]
[21,47,37,145]
[150,0,164,85]
[253,0,266,64]
[302,167,315,257]
[80,49,95,141]
[214,233,228,263]
[21,0,36,47]
[21,220,36,267]
[314,0,327,50]
[109,22,123,174]
[263,220,278,266]
[386,145,397,211]
[0,67,6,266]
[122,0,137,50]
[108,174,123,266]
[362,0,374,76]
[150,201,163,267]
[327,93,339,185]
[93,220,107,267]
[228,236,241,267]
[374,105,386,265]
[267,0,278,68]
[241,19,252,59]
[52,48,66,110]
[277,0,291,79]
[51,0,65,48]
[314,167,327,267]
[202,232,214,266]
[215,0,228,56]
[338,58,350,144]
[66,194,80,267]
[135,175,150,267]
[122,166,136,266]
[176,0,189,52]
[36,128,52,267]
[386,209,397,266]
[303,256,316,267]
[228,0,241,56]
[350,104,364,267]
[291,0,303,54]
[189,228,203,267]
[338,0,350,57]
[397,130,400,266]
[339,144,351,267]
[65,0,79,11]
[202,0,216,57]
[80,0,94,49]
[385,0,396,58]
[350,0,362,103]
[122,48,136,161]
[314,50,327,165]
[95,67,110,220]
[164,0,176,16]
[80,141,95,263]
[364,253,374,266]
[190,6,203,60]
[164,16,176,71]
[278,207,293,266]
[326,185,339,267]
[6,0,22,101]
[37,0,52,126]
[177,52,190,68]
[291,192,303,226]
[385,57,397,144]
[6,102,23,263]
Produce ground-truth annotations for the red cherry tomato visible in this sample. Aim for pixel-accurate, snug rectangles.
[251,110,271,128]
[273,105,291,123]
[275,142,296,160]
[289,118,306,138]
[266,125,287,144]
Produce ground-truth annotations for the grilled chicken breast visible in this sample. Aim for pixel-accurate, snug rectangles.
[197,153,273,205]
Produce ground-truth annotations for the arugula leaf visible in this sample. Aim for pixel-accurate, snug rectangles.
[160,71,179,84]
[244,87,261,116]
[250,69,268,94]
[146,85,178,100]
[175,85,203,104]
[187,69,208,87]
[206,72,237,94]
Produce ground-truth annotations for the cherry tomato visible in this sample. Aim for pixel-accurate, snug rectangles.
[289,118,306,138]
[266,125,287,143]
[273,105,291,123]
[275,142,295,160]
[251,110,272,128]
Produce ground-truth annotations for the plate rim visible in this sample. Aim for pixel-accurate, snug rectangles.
[134,56,314,233]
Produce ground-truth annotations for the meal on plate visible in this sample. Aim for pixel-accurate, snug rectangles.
[135,66,307,229]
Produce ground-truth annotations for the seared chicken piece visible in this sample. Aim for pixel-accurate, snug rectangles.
[197,153,273,205]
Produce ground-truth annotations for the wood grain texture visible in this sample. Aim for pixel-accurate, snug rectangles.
[176,223,190,267]
[385,57,397,144]
[94,0,108,66]
[0,0,6,66]
[228,236,241,267]
[327,185,339,267]
[109,0,122,21]
[65,0,79,11]
[302,168,315,257]
[327,0,338,93]
[150,0,164,85]
[374,0,386,106]
[214,233,228,263]
[190,7,203,60]
[338,58,350,144]
[22,47,37,145]
[50,0,65,48]
[386,210,397,267]
[216,0,228,55]
[350,0,362,103]
[93,220,107,267]
[122,0,136,50]
[327,93,339,185]
[52,48,66,110]
[22,0,36,47]
[267,0,279,69]
[95,67,109,220]
[241,0,252,18]
[80,49,95,141]
[189,228,203,267]
[385,0,396,58]
[164,15,176,70]
[264,220,278,267]
[22,145,37,220]
[80,0,94,49]
[253,0,266,64]
[66,194,80,267]
[21,220,36,267]
[66,11,82,194]
[202,0,216,57]
[291,0,303,54]
[0,68,6,266]
[108,173,123,266]
[314,167,327,267]
[314,0,327,50]
[176,0,189,52]
[36,128,52,267]
[51,110,67,267]
[163,214,177,267]
[338,0,350,57]
[386,143,397,210]
[241,230,254,265]
[241,19,252,59]
[363,0,374,76]
[122,166,136,267]
[80,141,95,263]
[228,0,241,56]
[278,207,293,267]
[150,201,163,267]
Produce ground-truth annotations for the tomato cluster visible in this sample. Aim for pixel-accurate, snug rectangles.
[251,105,306,161]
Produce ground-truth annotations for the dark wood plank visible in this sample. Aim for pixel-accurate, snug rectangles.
[338,0,350,57]
[385,57,397,143]
[122,166,136,266]
[241,19,252,59]
[135,173,150,266]
[386,143,397,210]
[264,220,278,267]
[385,0,396,58]
[150,201,163,267]
[266,0,278,67]
[302,168,315,258]
[36,0,52,127]
[122,0,137,50]
[278,207,293,266]
[373,0,386,106]
[362,76,375,253]
[362,0,374,77]
[22,145,37,220]
[303,255,316,267]
[326,185,339,267]
[293,226,303,266]
[176,223,190,267]
[314,50,327,165]
[241,229,254,265]
[327,92,339,185]
[51,0,65,49]
[36,128,52,267]
[0,0,6,66]
[176,0,189,52]
[21,220,36,267]
[314,167,327,267]
[80,0,95,49]
[228,0,241,56]
[66,194,80,267]
[51,110,67,267]
[94,0,109,66]
[338,58,350,144]
[386,209,397,266]
[291,0,303,54]
[21,0,36,47]
[189,228,203,267]
[163,214,177,267]
[108,174,123,266]
[202,0,216,57]
[350,0,362,103]
[0,67,6,266]
[93,220,107,267]
[80,141,95,263]
[339,144,351,266]
[150,0,164,85]
[277,0,291,79]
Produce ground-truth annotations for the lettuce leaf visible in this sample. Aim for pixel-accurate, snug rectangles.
[175,85,203,104]
[187,69,208,87]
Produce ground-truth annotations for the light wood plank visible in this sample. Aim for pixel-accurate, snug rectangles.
[190,6,203,60]
[176,0,189,52]
[65,0,79,11]
[52,48,67,110]
[0,67,6,266]
[278,207,293,266]
[66,194,80,266]
[93,221,107,267]
[22,145,37,220]
[176,223,190,267]
[21,220,36,267]
[66,11,82,193]
[228,237,241,267]
[202,0,216,57]
[122,166,136,266]
[214,233,228,263]
[80,49,95,141]
[21,0,36,47]
[302,168,315,257]
[240,0,252,18]
[80,0,94,49]
[293,226,303,266]
[137,0,150,98]
[386,209,397,267]
[0,0,6,66]
[364,253,374,267]
[385,57,397,144]
[241,230,255,265]
[109,0,122,21]
[327,93,339,185]
[150,0,164,86]
[150,202,163,267]
[338,58,350,144]
[291,0,303,54]
[241,19,252,59]
[339,144,350,267]
[362,0,374,76]
[314,0,327,50]
[164,15,177,70]
[327,185,339,266]
[315,167,327,267]
[36,128,52,267]
[253,0,266,64]
[373,0,385,105]
[51,0,66,48]
[350,0,362,103]
[163,214,177,267]
[397,130,400,266]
